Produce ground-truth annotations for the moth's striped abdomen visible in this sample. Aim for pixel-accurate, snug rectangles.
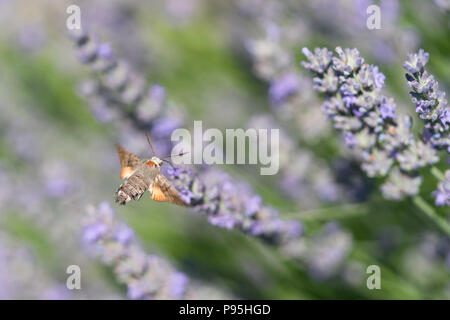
[115,173,150,205]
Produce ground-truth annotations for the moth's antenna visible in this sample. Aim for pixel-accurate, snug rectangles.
[160,152,189,168]
[162,159,175,168]
[161,151,189,159]
[145,132,155,156]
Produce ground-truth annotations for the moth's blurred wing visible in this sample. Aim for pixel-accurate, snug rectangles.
[150,174,189,206]
[116,144,141,179]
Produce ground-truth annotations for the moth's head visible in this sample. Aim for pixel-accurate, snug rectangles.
[148,156,163,168]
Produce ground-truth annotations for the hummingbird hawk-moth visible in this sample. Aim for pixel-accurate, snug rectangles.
[115,134,189,207]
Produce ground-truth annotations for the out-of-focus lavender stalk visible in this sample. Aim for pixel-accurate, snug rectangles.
[434,0,450,12]
[70,30,303,253]
[302,47,449,234]
[83,202,231,299]
[71,30,165,127]
[244,20,331,142]
[0,232,73,299]
[297,222,353,280]
[401,231,450,294]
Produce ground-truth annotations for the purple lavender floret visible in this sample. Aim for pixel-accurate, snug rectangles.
[245,195,262,217]
[82,202,230,299]
[302,46,440,200]
[403,49,429,74]
[379,98,396,119]
[97,43,115,60]
[312,68,338,93]
[331,47,364,77]
[150,116,182,139]
[269,72,300,105]
[380,167,422,199]
[169,272,189,299]
[403,49,450,153]
[45,178,72,198]
[83,221,109,243]
[149,84,166,106]
[301,47,332,74]
[433,170,450,207]
[344,132,356,147]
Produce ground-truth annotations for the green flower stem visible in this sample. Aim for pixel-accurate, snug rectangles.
[284,203,368,221]
[412,195,450,235]
[431,166,445,181]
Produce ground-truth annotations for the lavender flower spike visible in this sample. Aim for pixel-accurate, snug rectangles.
[165,166,303,246]
[403,49,450,153]
[83,202,231,299]
[70,29,165,125]
[302,47,440,200]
